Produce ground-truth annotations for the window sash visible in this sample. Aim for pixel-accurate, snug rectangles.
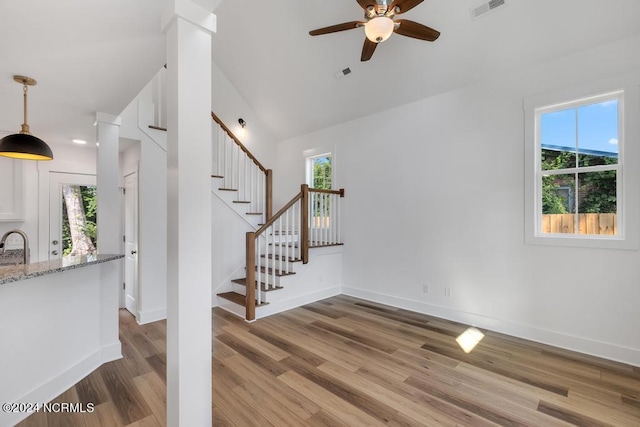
[534,91,623,238]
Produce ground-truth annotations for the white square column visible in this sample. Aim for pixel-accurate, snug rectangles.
[162,1,215,425]
[95,112,123,362]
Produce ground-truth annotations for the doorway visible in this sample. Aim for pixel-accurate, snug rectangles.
[123,172,139,317]
[49,173,97,262]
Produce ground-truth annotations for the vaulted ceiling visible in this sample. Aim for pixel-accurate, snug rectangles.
[1,0,639,147]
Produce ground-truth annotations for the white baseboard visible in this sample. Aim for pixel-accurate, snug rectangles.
[2,350,103,426]
[101,341,123,363]
[137,307,167,325]
[342,286,640,367]
[255,286,342,319]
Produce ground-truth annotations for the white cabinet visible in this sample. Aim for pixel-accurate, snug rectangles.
[0,156,25,221]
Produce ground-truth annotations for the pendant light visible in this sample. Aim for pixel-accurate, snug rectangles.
[0,75,53,160]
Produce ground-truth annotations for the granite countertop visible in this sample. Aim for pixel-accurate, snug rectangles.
[0,254,124,285]
[0,249,26,266]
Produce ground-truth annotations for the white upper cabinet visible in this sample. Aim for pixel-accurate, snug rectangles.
[0,156,25,221]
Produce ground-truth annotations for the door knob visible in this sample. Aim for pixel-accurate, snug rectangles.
[51,250,59,255]
[131,250,137,255]
[52,240,58,245]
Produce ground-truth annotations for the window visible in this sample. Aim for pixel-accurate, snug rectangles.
[524,75,640,249]
[537,91,621,236]
[306,154,332,190]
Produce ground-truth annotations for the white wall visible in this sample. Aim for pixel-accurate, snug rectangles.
[276,34,640,366]
[210,193,255,300]
[212,61,278,172]
[0,262,121,426]
[120,142,141,179]
[119,76,168,325]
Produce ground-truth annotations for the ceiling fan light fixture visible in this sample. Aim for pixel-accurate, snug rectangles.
[364,16,394,43]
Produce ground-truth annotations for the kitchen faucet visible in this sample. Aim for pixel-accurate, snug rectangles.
[0,229,30,265]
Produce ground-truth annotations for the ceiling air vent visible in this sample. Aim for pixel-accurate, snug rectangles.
[335,67,352,79]
[470,0,507,20]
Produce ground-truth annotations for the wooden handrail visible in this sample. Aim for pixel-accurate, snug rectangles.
[309,188,345,197]
[211,112,267,173]
[255,191,303,236]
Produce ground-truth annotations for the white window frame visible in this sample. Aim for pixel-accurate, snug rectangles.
[524,74,639,249]
[303,147,335,190]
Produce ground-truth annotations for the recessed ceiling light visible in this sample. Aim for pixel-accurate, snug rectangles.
[72,139,87,145]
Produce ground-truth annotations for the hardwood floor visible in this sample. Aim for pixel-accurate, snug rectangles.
[18,295,640,426]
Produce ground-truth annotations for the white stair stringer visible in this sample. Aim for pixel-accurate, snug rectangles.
[211,177,263,229]
[216,245,343,320]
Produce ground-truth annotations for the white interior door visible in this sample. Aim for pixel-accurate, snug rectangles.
[124,172,139,317]
[49,172,97,261]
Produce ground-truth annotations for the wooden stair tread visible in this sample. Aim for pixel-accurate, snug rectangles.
[218,188,238,191]
[246,212,263,216]
[258,266,295,277]
[211,174,223,178]
[148,125,167,131]
[233,200,251,204]
[232,278,283,292]
[260,254,301,262]
[270,242,299,248]
[270,242,344,248]
[310,242,345,248]
[217,291,268,306]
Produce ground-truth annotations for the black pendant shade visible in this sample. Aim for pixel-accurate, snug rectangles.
[0,133,54,160]
[0,75,54,161]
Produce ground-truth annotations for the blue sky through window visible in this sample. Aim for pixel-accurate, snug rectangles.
[541,99,619,158]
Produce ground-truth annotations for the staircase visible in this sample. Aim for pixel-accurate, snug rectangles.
[211,113,344,321]
[211,112,272,228]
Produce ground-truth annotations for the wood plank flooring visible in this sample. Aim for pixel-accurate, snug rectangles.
[18,295,640,426]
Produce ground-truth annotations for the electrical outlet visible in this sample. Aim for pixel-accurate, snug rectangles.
[422,284,429,294]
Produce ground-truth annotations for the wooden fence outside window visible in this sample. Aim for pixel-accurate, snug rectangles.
[541,213,616,235]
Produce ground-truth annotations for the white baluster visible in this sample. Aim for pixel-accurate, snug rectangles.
[332,193,337,244]
[337,193,341,244]
[320,193,327,245]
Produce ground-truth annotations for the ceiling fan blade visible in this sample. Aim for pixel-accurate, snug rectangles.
[361,38,378,61]
[394,19,440,41]
[309,21,362,36]
[389,0,424,14]
[356,0,375,10]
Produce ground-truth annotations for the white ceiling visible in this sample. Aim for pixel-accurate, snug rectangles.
[1,0,639,147]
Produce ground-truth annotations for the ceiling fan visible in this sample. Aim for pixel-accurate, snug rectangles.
[309,0,440,62]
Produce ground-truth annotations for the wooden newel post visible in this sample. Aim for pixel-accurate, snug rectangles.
[265,169,273,220]
[301,184,309,264]
[245,231,256,321]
